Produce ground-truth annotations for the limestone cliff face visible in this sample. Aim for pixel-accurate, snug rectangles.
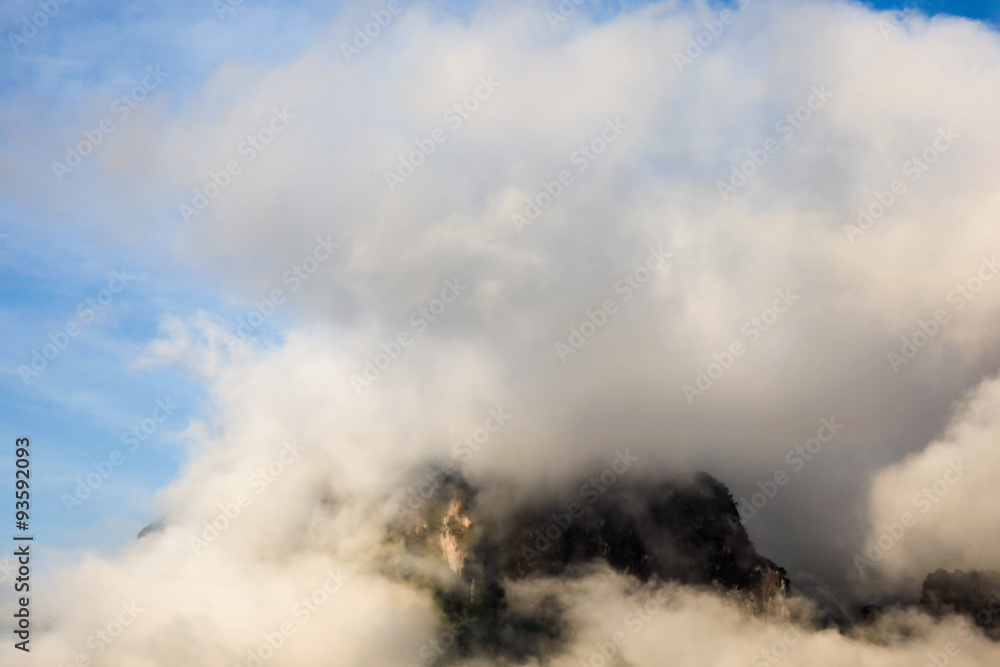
[385,469,790,663]
[500,472,790,611]
[439,499,472,574]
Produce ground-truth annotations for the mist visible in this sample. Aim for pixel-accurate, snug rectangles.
[3,0,1000,664]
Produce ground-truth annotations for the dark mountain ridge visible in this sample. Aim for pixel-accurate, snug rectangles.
[386,467,790,662]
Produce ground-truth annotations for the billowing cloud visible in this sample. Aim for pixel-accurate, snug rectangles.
[858,372,1000,593]
[4,0,1000,664]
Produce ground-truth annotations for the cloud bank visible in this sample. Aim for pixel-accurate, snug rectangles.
[4,0,1000,664]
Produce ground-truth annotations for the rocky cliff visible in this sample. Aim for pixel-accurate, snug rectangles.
[920,569,1000,639]
[385,467,790,663]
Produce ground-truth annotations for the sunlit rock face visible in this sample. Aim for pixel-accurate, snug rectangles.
[385,468,790,663]
[440,499,472,575]
[921,569,1000,640]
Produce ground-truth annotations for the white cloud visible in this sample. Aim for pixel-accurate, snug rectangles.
[859,372,1000,593]
[5,0,1000,663]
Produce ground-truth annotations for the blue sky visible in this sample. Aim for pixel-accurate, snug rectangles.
[0,0,344,559]
[870,0,998,20]
[0,0,995,561]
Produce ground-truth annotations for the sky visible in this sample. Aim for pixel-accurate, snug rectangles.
[2,0,1000,665]
[0,0,995,561]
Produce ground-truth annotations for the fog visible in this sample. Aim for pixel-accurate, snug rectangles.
[3,0,1000,664]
